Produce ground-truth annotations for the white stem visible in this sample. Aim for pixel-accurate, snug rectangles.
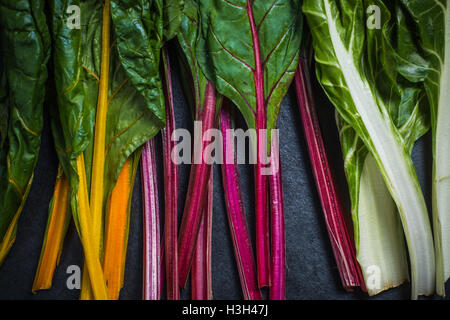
[324,0,435,298]
[357,155,409,296]
[433,1,450,297]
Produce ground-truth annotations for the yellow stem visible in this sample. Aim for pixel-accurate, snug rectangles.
[0,175,34,265]
[90,0,110,256]
[76,154,109,300]
[79,263,92,299]
[103,159,132,300]
[32,172,70,292]
[81,0,111,299]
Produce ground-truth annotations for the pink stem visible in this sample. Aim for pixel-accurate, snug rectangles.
[220,102,262,300]
[246,0,270,288]
[268,137,285,300]
[159,237,166,296]
[161,47,179,300]
[142,139,161,300]
[178,82,216,288]
[191,169,213,300]
[294,56,364,291]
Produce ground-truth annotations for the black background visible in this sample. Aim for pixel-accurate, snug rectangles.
[0,47,443,300]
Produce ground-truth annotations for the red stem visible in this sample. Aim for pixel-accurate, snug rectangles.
[220,102,262,300]
[191,169,213,300]
[142,139,161,300]
[269,137,285,300]
[294,56,365,291]
[246,0,270,288]
[161,47,179,300]
[178,82,216,288]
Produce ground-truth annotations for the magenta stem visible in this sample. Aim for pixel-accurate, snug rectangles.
[142,139,161,300]
[191,169,213,300]
[268,138,285,300]
[161,47,179,300]
[178,81,216,288]
[220,102,263,300]
[294,56,364,291]
[246,0,270,288]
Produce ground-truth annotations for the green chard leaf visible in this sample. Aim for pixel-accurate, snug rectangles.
[164,0,184,41]
[0,0,50,263]
[400,0,450,296]
[303,0,434,298]
[49,0,166,298]
[176,0,208,117]
[195,0,302,132]
[50,0,164,218]
[336,1,430,296]
[194,0,302,287]
[110,0,165,125]
[49,0,100,236]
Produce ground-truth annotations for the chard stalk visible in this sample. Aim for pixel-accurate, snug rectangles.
[80,0,111,299]
[161,47,179,300]
[178,82,216,288]
[75,154,109,300]
[269,138,285,300]
[191,170,213,300]
[142,139,161,300]
[33,169,70,292]
[103,158,135,300]
[294,56,364,290]
[220,102,262,300]
[90,0,110,250]
[246,0,270,288]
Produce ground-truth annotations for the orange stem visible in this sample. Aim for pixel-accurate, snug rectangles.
[33,171,70,291]
[102,159,133,300]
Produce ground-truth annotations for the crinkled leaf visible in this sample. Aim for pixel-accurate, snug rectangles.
[303,0,433,298]
[163,0,184,41]
[0,0,50,254]
[176,0,208,117]
[195,0,302,131]
[110,0,165,125]
[400,0,450,296]
[50,0,164,222]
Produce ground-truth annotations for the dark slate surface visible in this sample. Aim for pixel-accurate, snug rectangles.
[0,49,444,300]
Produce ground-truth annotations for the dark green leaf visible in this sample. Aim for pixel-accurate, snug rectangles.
[196,0,302,131]
[0,0,50,258]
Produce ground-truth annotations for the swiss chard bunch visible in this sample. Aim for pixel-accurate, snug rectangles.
[303,0,433,299]
[195,0,302,298]
[400,0,450,297]
[44,0,165,299]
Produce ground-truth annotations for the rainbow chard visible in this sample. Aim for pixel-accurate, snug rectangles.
[303,0,433,298]
[110,0,166,299]
[50,0,109,299]
[103,153,141,299]
[49,0,164,299]
[161,46,180,300]
[176,0,218,288]
[111,0,185,299]
[268,131,285,299]
[141,140,161,300]
[196,0,302,288]
[220,101,262,300]
[33,168,71,291]
[160,0,184,299]
[0,0,50,264]
[400,0,450,297]
[334,2,431,295]
[191,170,213,300]
[294,37,364,291]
